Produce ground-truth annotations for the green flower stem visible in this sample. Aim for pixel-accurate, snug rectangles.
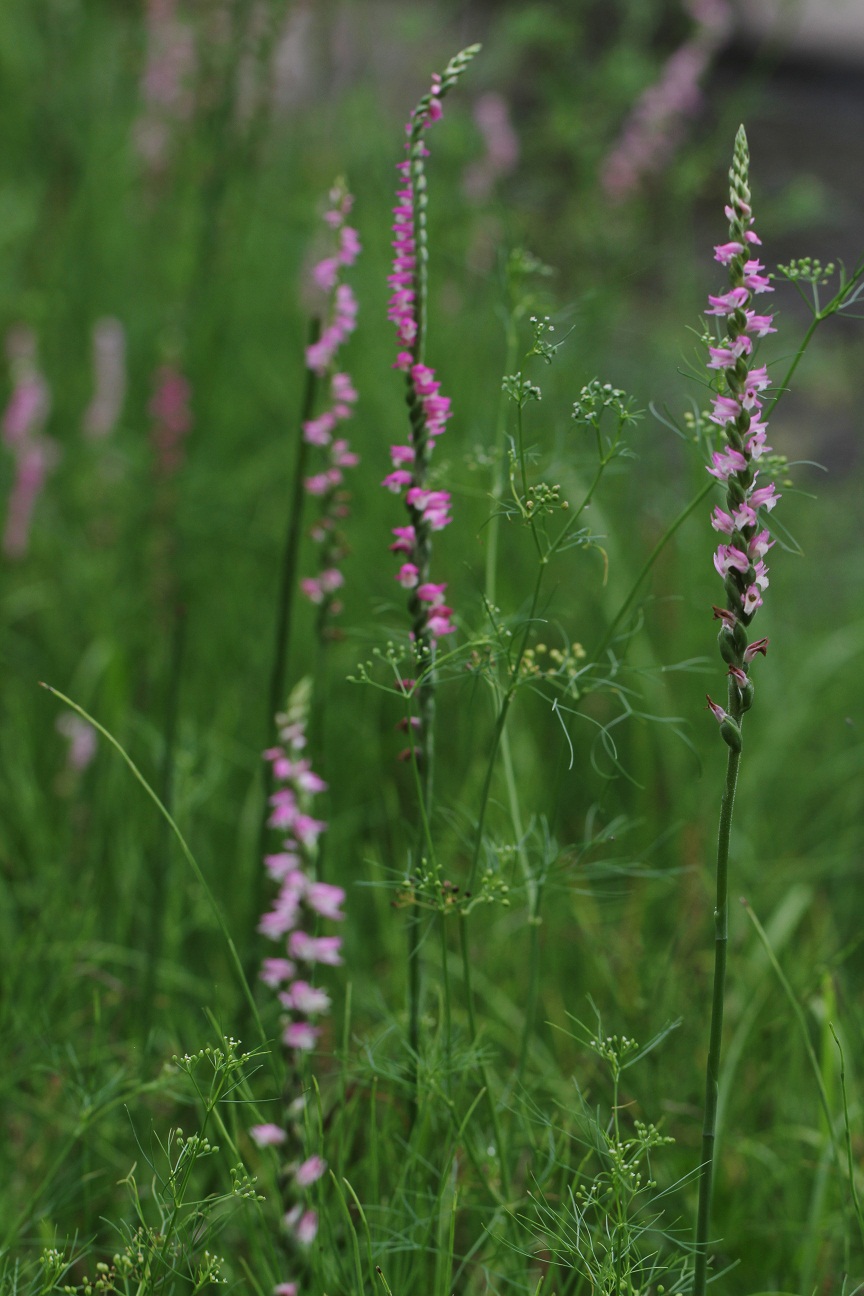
[693,724,742,1296]
[485,314,520,608]
[250,317,321,949]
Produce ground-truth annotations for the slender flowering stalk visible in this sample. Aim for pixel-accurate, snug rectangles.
[601,0,732,202]
[253,686,342,1293]
[462,92,519,202]
[299,182,361,642]
[384,44,479,795]
[693,126,778,1296]
[82,318,127,439]
[1,325,57,561]
[134,0,197,176]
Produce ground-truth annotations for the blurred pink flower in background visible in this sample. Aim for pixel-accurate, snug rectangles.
[82,318,127,439]
[601,0,732,202]
[134,0,197,173]
[149,364,193,477]
[2,325,58,561]
[463,92,520,202]
[56,712,98,774]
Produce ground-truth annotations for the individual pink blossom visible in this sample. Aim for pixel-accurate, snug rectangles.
[284,1206,318,1245]
[705,695,729,724]
[707,336,752,370]
[56,713,98,773]
[260,957,297,987]
[743,637,769,662]
[706,447,747,481]
[282,1021,320,1052]
[264,851,302,880]
[294,1155,327,1187]
[705,287,749,316]
[305,882,345,921]
[713,545,749,578]
[714,241,744,265]
[250,1123,287,1147]
[273,1285,298,1296]
[748,482,780,511]
[288,931,343,966]
[390,526,416,553]
[282,981,332,1014]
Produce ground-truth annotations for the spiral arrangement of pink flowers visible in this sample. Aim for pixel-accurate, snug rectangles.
[2,325,58,561]
[257,708,344,1056]
[253,694,342,1280]
[383,49,480,653]
[300,183,361,629]
[704,126,777,743]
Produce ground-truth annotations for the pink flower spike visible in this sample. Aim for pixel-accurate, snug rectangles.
[295,1155,327,1187]
[743,637,769,662]
[273,1285,298,1296]
[283,1021,320,1052]
[250,1123,287,1147]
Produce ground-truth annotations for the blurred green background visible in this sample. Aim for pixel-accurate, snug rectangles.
[1,0,863,1289]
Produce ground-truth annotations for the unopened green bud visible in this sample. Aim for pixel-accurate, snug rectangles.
[720,716,743,751]
[717,627,739,664]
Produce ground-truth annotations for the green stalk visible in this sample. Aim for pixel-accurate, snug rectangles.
[693,732,741,1296]
[248,318,321,963]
